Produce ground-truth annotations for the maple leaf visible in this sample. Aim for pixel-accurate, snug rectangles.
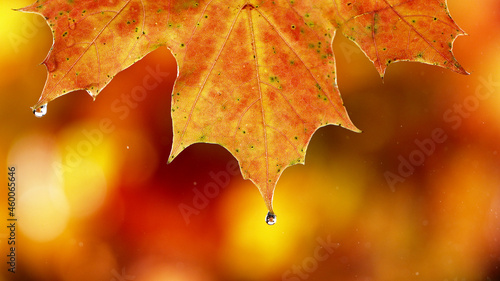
[21,0,466,222]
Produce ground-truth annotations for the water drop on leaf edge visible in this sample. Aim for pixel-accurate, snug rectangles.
[266,212,276,225]
[33,103,47,118]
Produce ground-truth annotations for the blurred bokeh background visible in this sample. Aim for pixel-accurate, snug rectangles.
[1,1,500,280]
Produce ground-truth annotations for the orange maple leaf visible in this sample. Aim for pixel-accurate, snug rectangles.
[21,0,466,223]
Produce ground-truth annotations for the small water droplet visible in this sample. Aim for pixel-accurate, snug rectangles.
[66,37,75,47]
[68,20,76,30]
[33,104,48,118]
[265,212,276,225]
[45,57,57,72]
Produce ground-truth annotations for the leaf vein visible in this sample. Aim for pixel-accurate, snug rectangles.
[173,4,244,155]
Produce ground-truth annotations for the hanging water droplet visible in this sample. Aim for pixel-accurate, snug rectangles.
[68,20,76,30]
[33,104,48,118]
[65,37,75,47]
[265,212,276,225]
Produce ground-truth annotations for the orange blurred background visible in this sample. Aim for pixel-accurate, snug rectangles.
[1,1,500,280]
